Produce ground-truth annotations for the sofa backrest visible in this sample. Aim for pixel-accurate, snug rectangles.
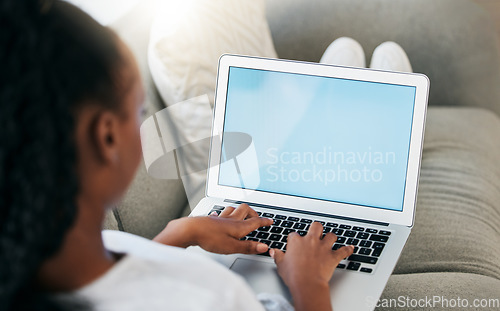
[266,0,500,116]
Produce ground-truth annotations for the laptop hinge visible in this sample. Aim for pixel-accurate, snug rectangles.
[225,199,390,227]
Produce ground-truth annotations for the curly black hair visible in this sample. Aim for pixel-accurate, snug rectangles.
[0,0,124,310]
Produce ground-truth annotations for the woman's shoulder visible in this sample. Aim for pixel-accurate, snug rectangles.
[100,229,245,291]
[53,230,266,311]
[102,229,196,263]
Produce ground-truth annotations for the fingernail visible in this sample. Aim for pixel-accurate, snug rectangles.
[257,243,269,253]
[269,249,275,258]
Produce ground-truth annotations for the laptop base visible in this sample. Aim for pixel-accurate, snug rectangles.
[188,197,411,311]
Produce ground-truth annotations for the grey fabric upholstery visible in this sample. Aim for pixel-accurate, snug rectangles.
[266,0,500,116]
[379,273,500,310]
[103,209,119,231]
[393,108,500,281]
[113,162,187,239]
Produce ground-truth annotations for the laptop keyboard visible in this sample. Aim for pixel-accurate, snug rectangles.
[208,205,391,274]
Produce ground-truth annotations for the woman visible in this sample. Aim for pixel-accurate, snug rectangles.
[0,1,353,310]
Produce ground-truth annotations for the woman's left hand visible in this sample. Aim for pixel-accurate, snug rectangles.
[153,204,273,254]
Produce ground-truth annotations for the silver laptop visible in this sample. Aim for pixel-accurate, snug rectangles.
[189,54,429,310]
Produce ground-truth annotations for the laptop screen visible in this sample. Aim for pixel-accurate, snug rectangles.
[218,66,416,212]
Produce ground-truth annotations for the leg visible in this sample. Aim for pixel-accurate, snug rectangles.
[320,37,366,68]
[369,42,413,73]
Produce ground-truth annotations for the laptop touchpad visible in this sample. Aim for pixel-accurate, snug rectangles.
[230,258,291,300]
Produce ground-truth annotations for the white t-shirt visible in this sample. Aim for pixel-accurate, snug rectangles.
[53,230,293,311]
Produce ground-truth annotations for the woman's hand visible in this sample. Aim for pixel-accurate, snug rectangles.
[153,204,273,254]
[270,222,354,311]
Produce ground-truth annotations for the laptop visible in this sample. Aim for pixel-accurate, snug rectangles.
[189,54,429,310]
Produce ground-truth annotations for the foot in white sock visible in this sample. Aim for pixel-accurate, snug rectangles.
[320,37,366,68]
[369,41,413,73]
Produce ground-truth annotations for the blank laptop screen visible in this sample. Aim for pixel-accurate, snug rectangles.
[218,66,416,211]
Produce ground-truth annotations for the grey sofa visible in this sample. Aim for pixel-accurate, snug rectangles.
[105,0,500,309]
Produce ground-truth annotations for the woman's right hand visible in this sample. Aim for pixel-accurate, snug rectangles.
[270,222,354,311]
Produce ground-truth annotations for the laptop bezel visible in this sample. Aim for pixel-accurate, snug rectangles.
[206,54,429,227]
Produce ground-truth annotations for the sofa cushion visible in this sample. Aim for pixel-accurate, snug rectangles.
[394,107,500,281]
[380,273,500,310]
[103,209,119,231]
[266,0,500,116]
[112,161,188,239]
[149,0,278,107]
